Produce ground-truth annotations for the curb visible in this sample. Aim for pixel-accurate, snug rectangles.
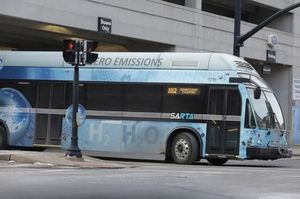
[0,154,11,161]
[0,152,130,169]
[291,148,300,157]
[10,154,38,164]
[1,153,40,164]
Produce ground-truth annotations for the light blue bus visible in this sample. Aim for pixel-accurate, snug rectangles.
[0,51,292,165]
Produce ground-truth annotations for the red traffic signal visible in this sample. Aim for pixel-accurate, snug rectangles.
[67,42,74,50]
[63,40,78,65]
[63,40,77,52]
[62,39,98,65]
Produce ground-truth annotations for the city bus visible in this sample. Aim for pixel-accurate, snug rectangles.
[0,51,292,165]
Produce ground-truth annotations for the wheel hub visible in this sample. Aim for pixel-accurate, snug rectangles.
[175,139,189,160]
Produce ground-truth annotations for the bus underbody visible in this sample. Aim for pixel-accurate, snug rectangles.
[246,146,292,160]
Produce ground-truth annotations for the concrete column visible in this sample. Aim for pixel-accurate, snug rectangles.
[185,0,202,10]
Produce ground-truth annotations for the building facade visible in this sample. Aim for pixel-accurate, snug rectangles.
[0,0,300,145]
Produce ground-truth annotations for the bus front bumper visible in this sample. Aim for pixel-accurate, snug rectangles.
[247,147,292,160]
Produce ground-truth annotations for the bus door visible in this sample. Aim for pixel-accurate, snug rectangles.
[206,87,241,156]
[35,83,66,145]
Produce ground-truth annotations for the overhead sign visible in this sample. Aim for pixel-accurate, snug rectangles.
[267,34,278,48]
[266,50,276,63]
[293,79,300,100]
[98,17,112,34]
[262,65,271,75]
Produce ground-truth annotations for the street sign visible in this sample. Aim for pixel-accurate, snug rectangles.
[262,65,271,74]
[266,50,276,63]
[267,34,278,48]
[98,17,112,34]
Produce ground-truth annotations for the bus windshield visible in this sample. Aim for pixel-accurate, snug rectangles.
[247,89,285,131]
[264,92,285,130]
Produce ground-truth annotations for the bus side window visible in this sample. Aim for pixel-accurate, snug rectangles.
[16,81,37,108]
[244,100,256,129]
[123,84,162,112]
[85,84,122,111]
[227,89,241,116]
[0,80,37,108]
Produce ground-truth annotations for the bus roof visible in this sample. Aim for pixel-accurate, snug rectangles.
[0,51,257,74]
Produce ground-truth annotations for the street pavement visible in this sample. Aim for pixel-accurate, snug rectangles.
[1,144,299,168]
[0,146,299,199]
[0,156,300,199]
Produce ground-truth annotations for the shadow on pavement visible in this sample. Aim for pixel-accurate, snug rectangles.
[95,156,289,168]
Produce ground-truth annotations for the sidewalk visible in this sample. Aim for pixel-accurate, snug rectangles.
[0,149,133,169]
[1,146,299,167]
[292,145,300,156]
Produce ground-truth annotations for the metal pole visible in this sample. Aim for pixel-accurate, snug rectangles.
[233,0,242,57]
[66,42,82,158]
[237,2,300,49]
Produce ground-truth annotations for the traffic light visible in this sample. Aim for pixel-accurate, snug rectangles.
[63,39,98,65]
[63,40,77,65]
[84,41,98,64]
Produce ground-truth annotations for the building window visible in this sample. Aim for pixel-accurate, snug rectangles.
[163,0,185,6]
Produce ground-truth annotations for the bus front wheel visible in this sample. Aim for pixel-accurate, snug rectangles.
[207,158,228,166]
[0,125,7,150]
[171,132,199,164]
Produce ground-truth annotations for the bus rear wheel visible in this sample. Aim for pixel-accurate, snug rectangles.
[0,125,7,150]
[171,132,199,164]
[207,157,228,166]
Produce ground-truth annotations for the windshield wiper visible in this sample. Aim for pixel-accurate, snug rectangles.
[265,100,276,129]
[272,110,281,130]
[266,100,282,130]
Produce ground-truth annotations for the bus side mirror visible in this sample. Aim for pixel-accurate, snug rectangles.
[254,86,261,99]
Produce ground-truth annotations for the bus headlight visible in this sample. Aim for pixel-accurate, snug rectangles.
[256,133,262,145]
[257,139,262,145]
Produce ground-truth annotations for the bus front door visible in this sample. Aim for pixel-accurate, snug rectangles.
[205,87,241,156]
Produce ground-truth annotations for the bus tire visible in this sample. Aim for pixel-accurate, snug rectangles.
[165,154,173,163]
[171,132,199,164]
[207,158,228,166]
[0,125,7,150]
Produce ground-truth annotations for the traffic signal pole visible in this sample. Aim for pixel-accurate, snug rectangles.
[66,42,82,158]
[63,40,98,158]
[233,2,300,57]
[233,0,241,57]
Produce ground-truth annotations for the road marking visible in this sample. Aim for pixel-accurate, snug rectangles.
[259,193,300,199]
[125,165,300,177]
[284,175,300,178]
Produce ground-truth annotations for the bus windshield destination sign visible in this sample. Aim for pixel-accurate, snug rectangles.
[167,87,200,95]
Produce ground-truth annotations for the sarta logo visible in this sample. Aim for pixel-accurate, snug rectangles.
[170,113,194,120]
